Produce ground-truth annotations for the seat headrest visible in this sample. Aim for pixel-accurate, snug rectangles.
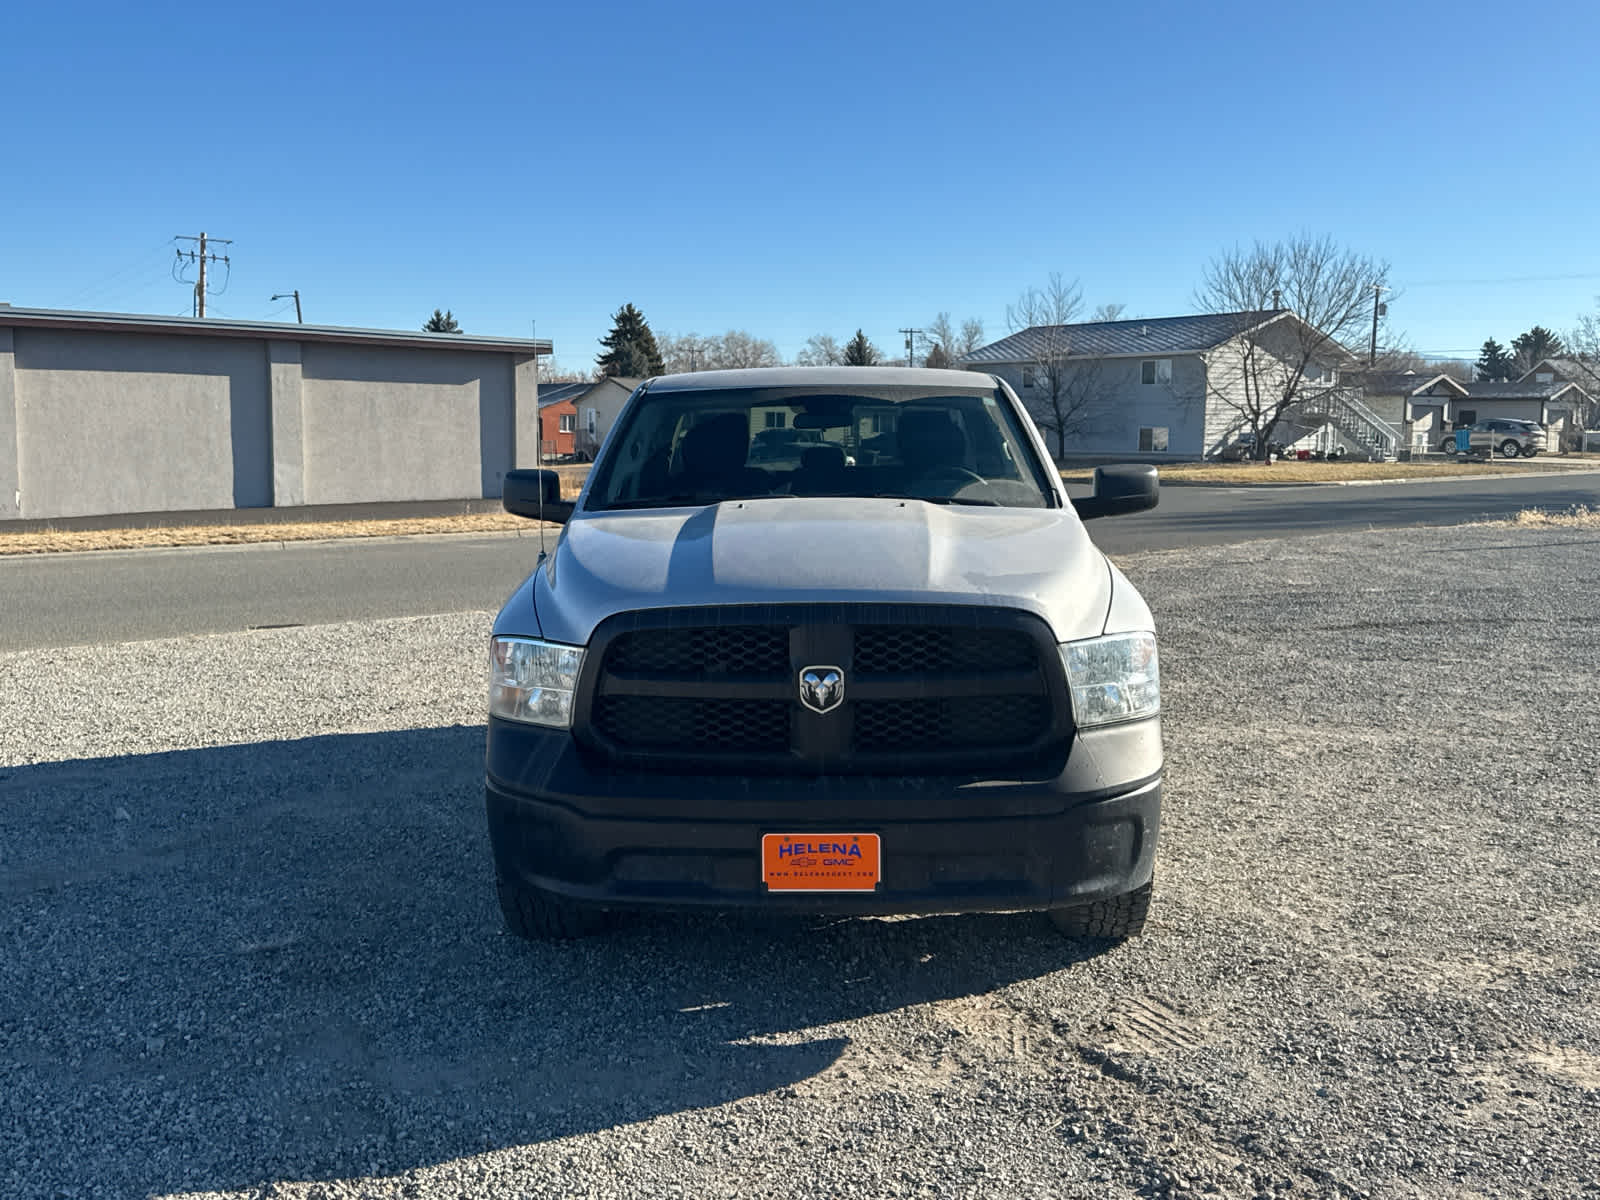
[801,443,847,471]
[679,413,752,476]
[896,410,966,469]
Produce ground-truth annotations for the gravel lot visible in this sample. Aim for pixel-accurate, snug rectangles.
[3,524,1598,1200]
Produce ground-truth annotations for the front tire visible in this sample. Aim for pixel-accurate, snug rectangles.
[1441,440,1458,456]
[1048,881,1152,941]
[1499,440,1521,458]
[496,876,612,940]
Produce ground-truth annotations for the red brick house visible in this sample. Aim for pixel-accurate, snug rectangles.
[537,389,579,459]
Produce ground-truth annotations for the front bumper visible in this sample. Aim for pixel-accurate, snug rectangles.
[485,716,1161,914]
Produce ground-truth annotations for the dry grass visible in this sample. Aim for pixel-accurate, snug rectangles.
[1507,505,1600,529]
[0,512,544,556]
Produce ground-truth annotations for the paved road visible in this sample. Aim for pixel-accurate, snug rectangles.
[3,471,1595,652]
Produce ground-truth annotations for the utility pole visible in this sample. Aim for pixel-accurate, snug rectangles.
[175,232,232,317]
[899,328,923,368]
[1368,284,1385,367]
[271,291,302,323]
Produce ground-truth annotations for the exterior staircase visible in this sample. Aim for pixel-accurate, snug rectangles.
[1294,386,1400,460]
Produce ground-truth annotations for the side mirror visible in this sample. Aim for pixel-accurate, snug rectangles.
[503,468,575,524]
[1072,464,1159,521]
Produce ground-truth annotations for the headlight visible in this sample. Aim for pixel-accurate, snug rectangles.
[1061,632,1159,728]
[490,636,585,728]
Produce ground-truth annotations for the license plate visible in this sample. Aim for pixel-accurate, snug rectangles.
[762,833,881,892]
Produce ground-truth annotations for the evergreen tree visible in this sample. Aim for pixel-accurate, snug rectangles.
[842,329,880,366]
[596,303,665,377]
[423,308,462,333]
[1475,338,1515,381]
[1511,325,1565,372]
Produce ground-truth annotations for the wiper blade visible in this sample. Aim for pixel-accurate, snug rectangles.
[865,493,1002,507]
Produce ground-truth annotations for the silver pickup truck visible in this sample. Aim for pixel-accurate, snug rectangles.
[486,367,1163,941]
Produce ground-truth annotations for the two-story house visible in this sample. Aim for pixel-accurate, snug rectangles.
[961,310,1389,461]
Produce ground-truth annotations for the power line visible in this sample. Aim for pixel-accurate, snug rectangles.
[1399,271,1600,289]
[60,239,179,310]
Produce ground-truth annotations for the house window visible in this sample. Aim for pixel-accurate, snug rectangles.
[558,413,575,433]
[1021,367,1037,389]
[1141,359,1172,385]
[764,410,788,429]
[1456,409,1476,427]
[1536,372,1553,383]
[1138,426,1170,452]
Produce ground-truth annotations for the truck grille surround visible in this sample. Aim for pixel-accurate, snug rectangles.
[579,606,1073,774]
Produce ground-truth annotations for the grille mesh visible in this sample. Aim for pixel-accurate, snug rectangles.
[852,695,1050,753]
[853,626,1038,673]
[606,627,789,675]
[593,696,791,751]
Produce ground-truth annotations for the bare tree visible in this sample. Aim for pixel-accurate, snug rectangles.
[657,332,713,374]
[927,312,959,365]
[1423,358,1474,385]
[923,312,986,366]
[1562,303,1600,428]
[538,357,595,383]
[796,333,844,366]
[657,330,780,372]
[1194,236,1388,458]
[707,330,781,370]
[958,317,985,359]
[1006,273,1110,458]
[1090,303,1127,322]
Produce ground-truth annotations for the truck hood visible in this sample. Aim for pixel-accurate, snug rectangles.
[509,497,1113,646]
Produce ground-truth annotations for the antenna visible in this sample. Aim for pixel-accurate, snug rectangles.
[534,321,547,562]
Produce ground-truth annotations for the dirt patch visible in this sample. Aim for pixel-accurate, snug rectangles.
[1527,1044,1600,1089]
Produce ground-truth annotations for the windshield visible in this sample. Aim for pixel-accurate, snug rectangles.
[585,384,1056,511]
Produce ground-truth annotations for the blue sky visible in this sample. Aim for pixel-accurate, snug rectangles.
[7,0,1599,368]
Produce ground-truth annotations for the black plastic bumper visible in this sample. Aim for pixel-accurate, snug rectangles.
[485,716,1162,914]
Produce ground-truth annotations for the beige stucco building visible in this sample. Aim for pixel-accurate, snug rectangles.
[0,305,550,521]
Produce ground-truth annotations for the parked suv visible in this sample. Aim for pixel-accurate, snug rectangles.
[1441,418,1547,458]
[487,367,1163,942]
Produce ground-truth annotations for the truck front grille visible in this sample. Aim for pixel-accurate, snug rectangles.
[578,606,1070,774]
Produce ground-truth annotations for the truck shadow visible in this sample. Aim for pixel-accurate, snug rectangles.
[2,726,1106,1196]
